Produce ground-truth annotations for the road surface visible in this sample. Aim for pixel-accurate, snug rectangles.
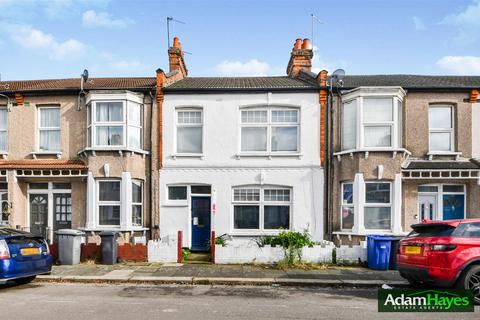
[0,282,478,319]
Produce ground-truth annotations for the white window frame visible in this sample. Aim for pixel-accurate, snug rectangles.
[417,184,465,221]
[239,106,300,154]
[38,106,61,152]
[340,182,354,231]
[231,185,292,234]
[0,107,7,152]
[175,107,204,155]
[364,181,392,231]
[88,99,144,150]
[132,180,143,227]
[340,88,405,152]
[362,98,394,149]
[428,105,455,153]
[97,180,121,227]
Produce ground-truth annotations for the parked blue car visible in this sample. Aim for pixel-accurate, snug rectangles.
[0,227,52,285]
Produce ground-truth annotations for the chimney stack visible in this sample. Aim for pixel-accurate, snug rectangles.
[168,36,188,78]
[286,38,313,77]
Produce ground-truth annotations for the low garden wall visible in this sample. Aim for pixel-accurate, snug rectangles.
[215,240,337,264]
[147,235,178,263]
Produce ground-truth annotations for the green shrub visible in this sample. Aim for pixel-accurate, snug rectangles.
[276,230,314,266]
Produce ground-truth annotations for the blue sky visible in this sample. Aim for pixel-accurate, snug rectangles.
[0,0,479,80]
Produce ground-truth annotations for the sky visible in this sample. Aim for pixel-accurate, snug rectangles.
[0,0,479,80]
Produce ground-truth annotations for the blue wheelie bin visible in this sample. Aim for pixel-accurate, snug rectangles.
[367,235,395,270]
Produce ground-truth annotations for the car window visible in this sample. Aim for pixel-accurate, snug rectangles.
[452,223,480,238]
[408,224,456,237]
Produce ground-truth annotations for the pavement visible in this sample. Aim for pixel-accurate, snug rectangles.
[1,282,478,320]
[36,263,409,287]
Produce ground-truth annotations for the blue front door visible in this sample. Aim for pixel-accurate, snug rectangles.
[191,197,211,251]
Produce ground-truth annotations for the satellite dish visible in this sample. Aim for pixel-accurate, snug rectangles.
[332,69,345,81]
[82,69,89,81]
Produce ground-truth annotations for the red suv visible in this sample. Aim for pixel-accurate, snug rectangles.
[398,219,480,304]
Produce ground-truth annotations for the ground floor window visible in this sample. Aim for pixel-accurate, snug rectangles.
[339,180,392,232]
[418,184,465,221]
[341,183,354,230]
[132,180,143,226]
[97,180,121,226]
[232,186,291,231]
[364,182,391,230]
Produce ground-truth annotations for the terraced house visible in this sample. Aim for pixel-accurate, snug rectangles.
[330,76,480,244]
[157,38,328,250]
[0,77,159,244]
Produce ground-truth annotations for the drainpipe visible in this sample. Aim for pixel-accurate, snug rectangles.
[148,91,155,240]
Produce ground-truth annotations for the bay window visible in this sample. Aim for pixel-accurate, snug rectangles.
[340,88,404,151]
[241,107,299,153]
[364,182,391,230]
[0,108,7,151]
[38,107,61,152]
[232,186,291,231]
[176,109,203,154]
[87,94,144,150]
[429,105,454,152]
[98,181,121,226]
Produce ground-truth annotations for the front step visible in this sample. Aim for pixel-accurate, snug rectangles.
[185,252,211,264]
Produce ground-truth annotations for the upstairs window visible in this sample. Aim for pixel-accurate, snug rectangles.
[363,98,393,148]
[240,107,299,153]
[429,105,454,152]
[38,107,61,152]
[87,98,143,150]
[340,88,404,151]
[176,109,203,154]
[0,108,7,152]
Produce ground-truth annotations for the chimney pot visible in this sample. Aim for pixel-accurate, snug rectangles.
[302,38,311,50]
[173,37,181,49]
[294,38,302,49]
[286,38,314,77]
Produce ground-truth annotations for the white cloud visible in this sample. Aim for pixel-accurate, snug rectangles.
[1,23,86,59]
[0,0,111,19]
[442,0,480,44]
[436,56,480,75]
[311,46,347,74]
[411,16,427,31]
[215,59,271,76]
[82,10,133,28]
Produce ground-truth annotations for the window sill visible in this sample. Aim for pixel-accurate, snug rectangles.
[171,153,205,160]
[162,201,188,207]
[235,153,302,160]
[229,229,288,237]
[333,230,408,237]
[333,148,411,161]
[30,151,62,159]
[80,227,148,232]
[427,151,462,160]
[79,148,149,158]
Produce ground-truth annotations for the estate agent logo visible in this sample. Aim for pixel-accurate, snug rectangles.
[378,289,474,312]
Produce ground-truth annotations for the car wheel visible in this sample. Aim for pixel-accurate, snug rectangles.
[13,276,36,285]
[457,265,480,305]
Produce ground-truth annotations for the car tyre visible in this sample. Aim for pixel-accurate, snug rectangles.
[456,265,480,305]
[13,276,36,285]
